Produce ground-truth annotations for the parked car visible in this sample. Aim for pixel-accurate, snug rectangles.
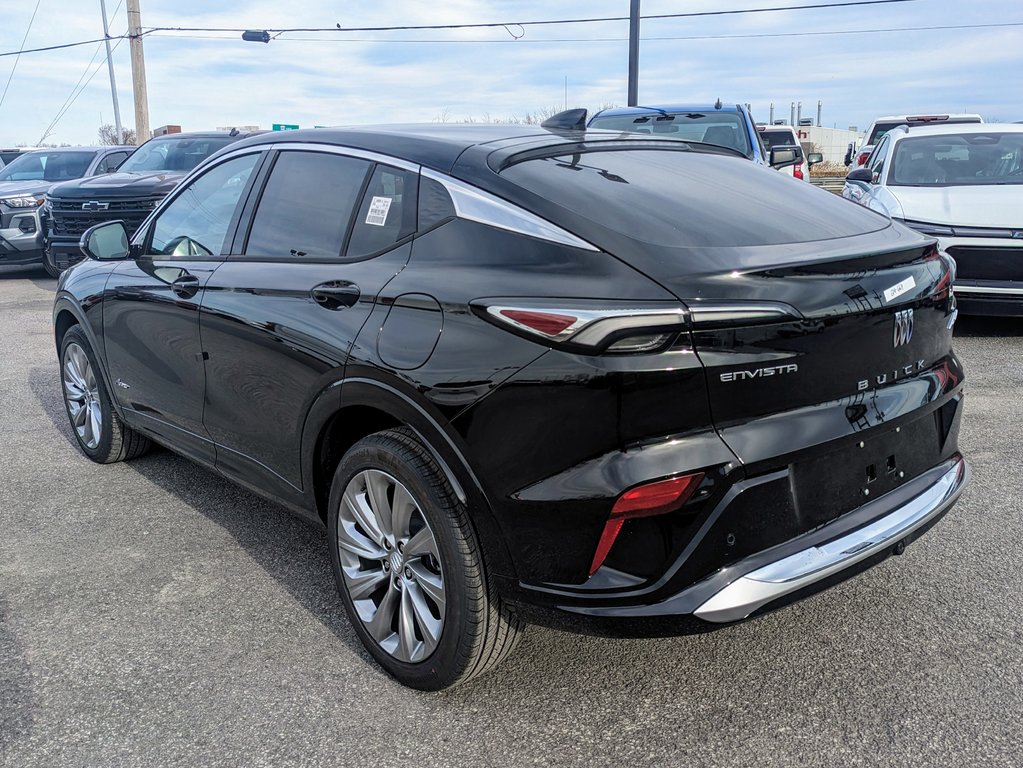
[756,124,808,180]
[588,102,799,171]
[852,114,983,168]
[42,130,258,276]
[0,147,34,165]
[0,146,131,274]
[54,122,967,690]
[843,123,1023,315]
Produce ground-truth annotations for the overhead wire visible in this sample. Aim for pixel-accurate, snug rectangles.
[1,0,924,56]
[38,0,126,145]
[0,0,44,110]
[142,0,922,34]
[144,20,1023,45]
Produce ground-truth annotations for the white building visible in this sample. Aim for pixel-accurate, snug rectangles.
[790,125,863,164]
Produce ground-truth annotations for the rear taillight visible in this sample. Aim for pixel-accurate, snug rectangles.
[793,165,804,180]
[477,301,688,354]
[589,474,704,576]
[856,151,870,166]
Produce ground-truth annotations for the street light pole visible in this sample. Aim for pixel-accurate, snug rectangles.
[99,0,123,143]
[627,0,640,106]
[126,0,149,143]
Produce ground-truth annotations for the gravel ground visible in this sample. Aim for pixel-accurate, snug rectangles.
[1,264,1021,767]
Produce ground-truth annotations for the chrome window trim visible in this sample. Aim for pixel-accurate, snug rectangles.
[422,168,599,252]
[212,142,421,174]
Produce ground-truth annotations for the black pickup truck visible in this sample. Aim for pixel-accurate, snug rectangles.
[43,130,258,274]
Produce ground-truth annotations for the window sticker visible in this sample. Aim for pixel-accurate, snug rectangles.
[366,196,392,226]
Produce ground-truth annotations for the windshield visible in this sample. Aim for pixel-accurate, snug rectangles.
[889,132,1023,186]
[0,151,96,182]
[118,137,236,174]
[589,112,751,156]
[758,130,799,150]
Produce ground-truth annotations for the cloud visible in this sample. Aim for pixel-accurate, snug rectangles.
[0,0,1020,146]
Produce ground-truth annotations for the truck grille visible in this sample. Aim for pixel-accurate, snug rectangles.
[946,245,1022,282]
[47,196,163,238]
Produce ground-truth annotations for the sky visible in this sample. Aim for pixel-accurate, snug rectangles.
[0,0,1021,147]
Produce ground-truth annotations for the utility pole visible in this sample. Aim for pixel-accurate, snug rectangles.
[627,0,640,106]
[126,0,149,143]
[99,0,123,143]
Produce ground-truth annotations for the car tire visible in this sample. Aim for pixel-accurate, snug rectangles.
[42,250,63,279]
[327,427,523,690]
[59,326,151,463]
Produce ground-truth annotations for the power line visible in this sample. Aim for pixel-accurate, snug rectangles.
[142,0,920,35]
[38,0,126,145]
[0,0,43,110]
[0,0,924,58]
[145,20,1023,45]
[0,36,122,59]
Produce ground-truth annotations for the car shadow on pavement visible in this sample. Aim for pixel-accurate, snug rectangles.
[0,264,56,291]
[27,365,373,669]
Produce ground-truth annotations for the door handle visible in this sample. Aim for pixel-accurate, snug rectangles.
[311,281,361,310]
[171,273,201,298]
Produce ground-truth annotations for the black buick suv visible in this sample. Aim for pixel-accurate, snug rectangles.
[53,123,967,690]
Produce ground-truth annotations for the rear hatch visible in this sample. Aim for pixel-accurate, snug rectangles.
[492,142,961,461]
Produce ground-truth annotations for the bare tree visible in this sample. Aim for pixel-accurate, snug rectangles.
[98,124,137,145]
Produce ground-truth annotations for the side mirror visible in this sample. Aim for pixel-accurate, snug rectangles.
[846,167,873,183]
[80,220,130,261]
[807,152,824,166]
[769,146,799,169]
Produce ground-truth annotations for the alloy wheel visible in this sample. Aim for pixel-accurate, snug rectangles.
[336,469,445,663]
[62,342,102,450]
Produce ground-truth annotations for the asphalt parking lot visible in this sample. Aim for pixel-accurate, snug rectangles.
[1,263,1021,768]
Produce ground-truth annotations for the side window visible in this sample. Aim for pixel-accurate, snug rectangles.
[245,151,370,260]
[98,151,129,173]
[346,165,419,260]
[868,137,888,182]
[149,153,260,258]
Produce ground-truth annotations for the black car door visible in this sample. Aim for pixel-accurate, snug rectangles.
[103,150,265,463]
[199,146,419,501]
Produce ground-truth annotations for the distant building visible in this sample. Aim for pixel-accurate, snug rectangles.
[152,125,182,137]
[792,125,863,164]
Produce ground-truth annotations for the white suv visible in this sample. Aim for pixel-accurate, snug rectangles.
[757,125,808,180]
[843,123,1023,315]
[851,114,983,168]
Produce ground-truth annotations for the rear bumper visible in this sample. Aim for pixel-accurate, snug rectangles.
[552,454,966,622]
[954,282,1023,316]
[693,456,966,622]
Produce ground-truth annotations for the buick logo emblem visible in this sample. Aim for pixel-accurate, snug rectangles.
[1012,231,1023,239]
[893,309,914,348]
[81,201,109,211]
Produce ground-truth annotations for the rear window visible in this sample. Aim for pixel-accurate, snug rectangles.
[500,149,888,248]
[758,130,798,150]
[589,112,751,156]
[890,133,1023,186]
[867,117,982,145]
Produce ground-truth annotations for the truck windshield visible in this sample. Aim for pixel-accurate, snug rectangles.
[0,151,96,182]
[118,137,236,174]
[889,133,1023,186]
[589,112,751,156]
